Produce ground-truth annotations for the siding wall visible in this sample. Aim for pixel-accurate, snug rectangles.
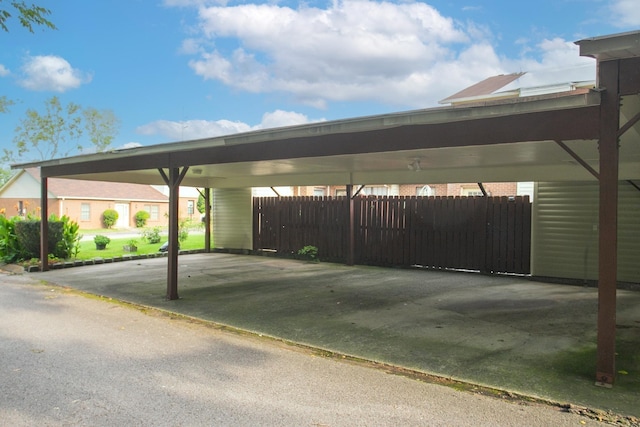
[213,188,253,250]
[532,181,640,283]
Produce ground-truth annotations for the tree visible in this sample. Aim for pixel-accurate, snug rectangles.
[6,96,120,163]
[0,1,56,33]
[83,107,120,153]
[0,95,15,113]
[11,96,83,161]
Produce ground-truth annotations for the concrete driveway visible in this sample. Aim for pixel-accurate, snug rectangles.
[1,275,615,426]
[32,253,640,420]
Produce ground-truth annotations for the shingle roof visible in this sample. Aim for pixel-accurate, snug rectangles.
[440,72,526,104]
[25,168,167,201]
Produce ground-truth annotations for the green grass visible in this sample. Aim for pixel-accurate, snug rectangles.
[75,233,209,260]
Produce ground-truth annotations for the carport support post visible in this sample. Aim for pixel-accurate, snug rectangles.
[159,167,189,301]
[204,187,211,253]
[40,174,49,272]
[595,59,620,386]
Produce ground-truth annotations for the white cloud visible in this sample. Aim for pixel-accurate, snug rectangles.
[255,110,324,130]
[610,0,640,27]
[501,38,595,89]
[0,64,9,77]
[136,118,251,141]
[136,110,322,141]
[185,0,471,107]
[117,142,143,150]
[174,0,598,109]
[18,55,92,92]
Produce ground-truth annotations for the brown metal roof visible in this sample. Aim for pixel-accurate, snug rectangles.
[439,72,525,104]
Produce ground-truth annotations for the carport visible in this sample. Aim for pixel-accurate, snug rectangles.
[15,31,640,386]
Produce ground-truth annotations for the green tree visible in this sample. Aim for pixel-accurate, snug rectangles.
[5,96,120,163]
[0,1,56,33]
[0,168,13,186]
[83,107,120,153]
[197,192,206,214]
[11,96,83,161]
[0,95,15,113]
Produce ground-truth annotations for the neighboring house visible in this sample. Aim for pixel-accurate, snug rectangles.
[291,182,521,198]
[0,168,200,229]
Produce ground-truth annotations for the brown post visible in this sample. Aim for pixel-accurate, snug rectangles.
[204,187,211,253]
[347,184,354,266]
[596,59,620,386]
[40,173,49,272]
[159,167,188,301]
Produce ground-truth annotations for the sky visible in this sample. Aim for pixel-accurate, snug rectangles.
[0,0,639,164]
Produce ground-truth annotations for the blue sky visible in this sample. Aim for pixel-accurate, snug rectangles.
[0,0,638,163]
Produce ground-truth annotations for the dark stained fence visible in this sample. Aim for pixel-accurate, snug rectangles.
[253,196,348,262]
[253,195,531,274]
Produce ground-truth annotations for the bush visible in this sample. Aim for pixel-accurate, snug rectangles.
[0,214,80,262]
[134,210,150,228]
[14,219,65,260]
[53,214,81,259]
[297,245,319,261]
[0,214,21,263]
[93,235,111,248]
[102,209,119,228]
[141,226,162,244]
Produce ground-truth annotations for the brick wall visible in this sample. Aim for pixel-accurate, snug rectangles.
[295,182,519,198]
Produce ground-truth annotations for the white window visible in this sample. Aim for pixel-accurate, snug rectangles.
[361,186,389,196]
[313,187,326,196]
[187,200,195,216]
[81,203,90,221]
[144,204,159,220]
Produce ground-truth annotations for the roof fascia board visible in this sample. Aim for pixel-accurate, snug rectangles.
[577,30,640,62]
[18,93,600,179]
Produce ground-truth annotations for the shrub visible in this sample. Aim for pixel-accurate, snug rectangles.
[297,245,319,261]
[178,218,190,243]
[13,219,65,260]
[141,226,162,244]
[102,209,119,228]
[51,214,81,259]
[134,210,150,228]
[93,235,111,248]
[0,214,21,263]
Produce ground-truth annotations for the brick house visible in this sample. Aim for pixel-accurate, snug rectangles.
[0,168,200,229]
[292,182,523,197]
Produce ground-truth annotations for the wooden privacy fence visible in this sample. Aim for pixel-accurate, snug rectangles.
[253,196,531,274]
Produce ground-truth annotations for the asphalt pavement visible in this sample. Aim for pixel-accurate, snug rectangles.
[0,274,612,426]
[3,252,640,425]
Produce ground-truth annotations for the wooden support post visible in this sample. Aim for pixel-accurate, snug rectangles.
[204,187,211,253]
[159,167,189,301]
[595,59,620,387]
[347,184,354,266]
[40,174,49,272]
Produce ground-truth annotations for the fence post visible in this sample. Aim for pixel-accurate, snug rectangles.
[347,185,354,266]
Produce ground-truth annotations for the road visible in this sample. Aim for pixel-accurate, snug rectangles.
[0,273,607,426]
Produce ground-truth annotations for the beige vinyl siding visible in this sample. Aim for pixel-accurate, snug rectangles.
[213,188,253,250]
[532,181,640,283]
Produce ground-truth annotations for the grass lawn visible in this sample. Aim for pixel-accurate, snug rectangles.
[76,233,209,260]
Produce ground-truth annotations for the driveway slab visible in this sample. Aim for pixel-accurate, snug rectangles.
[33,253,640,419]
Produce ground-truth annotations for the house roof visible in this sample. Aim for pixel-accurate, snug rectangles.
[439,72,525,104]
[24,168,167,201]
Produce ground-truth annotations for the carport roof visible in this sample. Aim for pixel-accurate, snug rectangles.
[13,31,640,188]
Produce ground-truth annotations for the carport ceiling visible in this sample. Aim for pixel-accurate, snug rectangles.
[16,90,640,188]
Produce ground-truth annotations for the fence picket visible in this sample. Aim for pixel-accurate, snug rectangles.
[253,195,531,274]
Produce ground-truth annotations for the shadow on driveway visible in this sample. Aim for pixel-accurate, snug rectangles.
[36,253,640,418]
